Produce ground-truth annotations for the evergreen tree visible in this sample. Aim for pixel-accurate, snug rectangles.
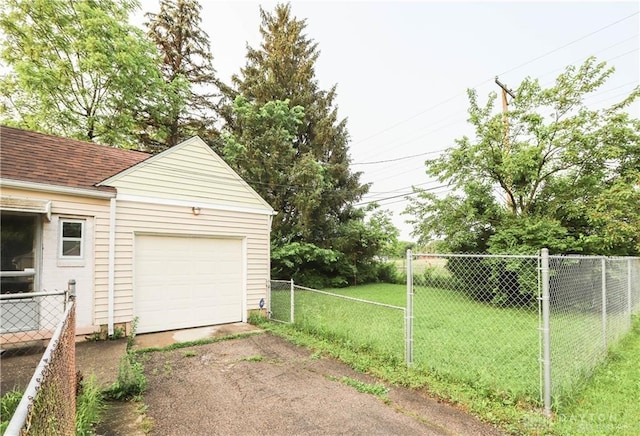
[220,3,368,249]
[142,0,219,151]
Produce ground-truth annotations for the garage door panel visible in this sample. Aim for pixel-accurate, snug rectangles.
[135,235,243,333]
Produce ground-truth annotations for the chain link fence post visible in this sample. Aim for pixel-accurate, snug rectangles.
[290,278,295,324]
[601,258,607,350]
[628,259,632,330]
[541,248,552,417]
[406,249,413,366]
[266,278,271,319]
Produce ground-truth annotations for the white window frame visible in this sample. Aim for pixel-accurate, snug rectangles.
[59,219,85,259]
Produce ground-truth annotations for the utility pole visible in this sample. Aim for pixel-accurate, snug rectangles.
[495,76,516,146]
[495,76,517,211]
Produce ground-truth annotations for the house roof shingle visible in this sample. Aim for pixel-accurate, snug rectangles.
[0,126,150,192]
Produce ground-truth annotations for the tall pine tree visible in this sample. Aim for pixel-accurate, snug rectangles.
[220,3,368,248]
[218,3,381,286]
[142,0,219,151]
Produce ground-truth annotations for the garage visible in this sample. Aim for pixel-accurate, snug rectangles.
[134,235,243,333]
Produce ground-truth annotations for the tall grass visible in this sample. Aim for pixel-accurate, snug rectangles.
[0,375,105,436]
[76,374,104,435]
[553,316,640,435]
[285,287,405,364]
[0,389,23,434]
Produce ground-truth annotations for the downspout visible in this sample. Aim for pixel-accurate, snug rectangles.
[107,198,117,336]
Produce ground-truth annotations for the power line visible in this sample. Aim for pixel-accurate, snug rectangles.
[350,82,489,147]
[498,11,639,77]
[349,11,638,149]
[366,180,441,195]
[535,34,639,83]
[351,148,446,165]
[355,184,450,207]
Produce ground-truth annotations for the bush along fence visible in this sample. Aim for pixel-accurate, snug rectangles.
[270,249,640,417]
[4,283,77,435]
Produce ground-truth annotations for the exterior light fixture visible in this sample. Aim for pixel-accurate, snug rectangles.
[192,206,201,216]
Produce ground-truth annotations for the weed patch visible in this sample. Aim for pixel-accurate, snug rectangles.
[105,353,147,401]
[242,354,264,362]
[0,389,23,433]
[134,331,262,354]
[76,374,104,435]
[339,377,388,398]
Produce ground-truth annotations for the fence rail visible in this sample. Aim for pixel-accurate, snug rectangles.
[1,289,70,356]
[270,280,406,362]
[270,250,640,416]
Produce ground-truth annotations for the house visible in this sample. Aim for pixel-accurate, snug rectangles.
[0,126,275,337]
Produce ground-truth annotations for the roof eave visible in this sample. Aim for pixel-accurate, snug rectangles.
[0,178,116,199]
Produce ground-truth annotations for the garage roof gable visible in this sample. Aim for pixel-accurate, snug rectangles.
[100,136,275,214]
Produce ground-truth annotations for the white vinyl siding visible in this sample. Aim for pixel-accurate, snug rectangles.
[102,138,272,212]
[1,187,108,333]
[2,137,273,334]
[112,200,270,325]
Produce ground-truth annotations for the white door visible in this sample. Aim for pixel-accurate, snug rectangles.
[134,235,243,333]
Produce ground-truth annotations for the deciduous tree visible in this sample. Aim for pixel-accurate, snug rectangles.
[407,57,640,256]
[0,0,168,146]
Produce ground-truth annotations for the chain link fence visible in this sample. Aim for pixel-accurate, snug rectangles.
[269,279,293,323]
[4,296,77,435]
[1,289,69,357]
[410,253,541,405]
[548,256,640,404]
[270,251,640,415]
[269,281,406,363]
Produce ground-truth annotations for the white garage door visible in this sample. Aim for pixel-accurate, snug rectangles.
[135,235,243,333]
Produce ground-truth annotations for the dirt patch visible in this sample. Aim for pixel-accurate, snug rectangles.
[132,333,503,435]
[96,401,148,436]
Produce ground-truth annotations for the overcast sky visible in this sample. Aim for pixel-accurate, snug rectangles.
[135,1,639,240]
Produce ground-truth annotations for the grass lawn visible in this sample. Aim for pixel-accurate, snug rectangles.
[269,282,640,433]
[272,285,406,364]
[273,283,541,404]
[272,282,638,409]
[553,316,640,435]
[333,284,541,404]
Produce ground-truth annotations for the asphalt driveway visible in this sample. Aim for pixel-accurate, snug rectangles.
[128,332,503,435]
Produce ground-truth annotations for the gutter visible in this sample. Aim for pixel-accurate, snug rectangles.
[1,179,116,199]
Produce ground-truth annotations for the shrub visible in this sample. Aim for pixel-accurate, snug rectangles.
[374,261,398,284]
[446,256,537,306]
